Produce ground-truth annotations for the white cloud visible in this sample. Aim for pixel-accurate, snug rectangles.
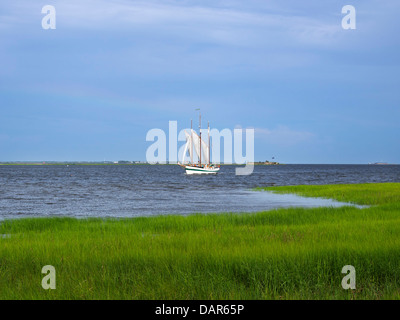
[254,125,315,146]
[1,0,343,47]
[1,0,398,78]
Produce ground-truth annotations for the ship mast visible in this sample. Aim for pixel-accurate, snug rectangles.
[208,121,210,165]
[191,119,193,164]
[199,112,202,166]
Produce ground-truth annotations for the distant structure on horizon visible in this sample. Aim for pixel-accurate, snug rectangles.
[248,160,280,165]
[368,162,390,165]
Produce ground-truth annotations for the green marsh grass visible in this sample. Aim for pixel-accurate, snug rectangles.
[0,183,400,299]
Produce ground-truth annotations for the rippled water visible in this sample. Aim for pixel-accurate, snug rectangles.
[0,164,399,219]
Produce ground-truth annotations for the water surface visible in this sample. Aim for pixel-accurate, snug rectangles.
[0,164,398,219]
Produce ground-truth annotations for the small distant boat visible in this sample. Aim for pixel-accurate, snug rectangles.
[178,111,220,175]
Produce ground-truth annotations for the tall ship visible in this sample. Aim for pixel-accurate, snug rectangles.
[178,111,220,175]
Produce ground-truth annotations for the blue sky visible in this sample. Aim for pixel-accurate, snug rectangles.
[0,0,399,163]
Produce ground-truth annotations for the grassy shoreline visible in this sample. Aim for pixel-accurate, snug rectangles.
[1,182,399,299]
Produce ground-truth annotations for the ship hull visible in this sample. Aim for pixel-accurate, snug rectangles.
[183,165,220,175]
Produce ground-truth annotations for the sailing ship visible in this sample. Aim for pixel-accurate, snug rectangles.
[178,112,220,175]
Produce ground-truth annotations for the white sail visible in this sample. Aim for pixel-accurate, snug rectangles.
[191,129,210,164]
[201,138,210,164]
[181,136,189,164]
[191,129,201,160]
[186,130,193,163]
[182,130,193,164]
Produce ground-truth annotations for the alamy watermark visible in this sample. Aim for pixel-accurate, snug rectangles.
[41,5,56,29]
[40,5,357,31]
[341,265,356,290]
[146,121,255,175]
[342,5,356,30]
[37,263,355,291]
[41,265,56,290]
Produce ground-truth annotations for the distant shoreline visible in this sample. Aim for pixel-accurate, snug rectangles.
[0,162,398,166]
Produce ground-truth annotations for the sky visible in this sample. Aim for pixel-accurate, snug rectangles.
[0,0,399,164]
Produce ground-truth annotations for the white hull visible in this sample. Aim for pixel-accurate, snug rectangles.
[182,165,220,175]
